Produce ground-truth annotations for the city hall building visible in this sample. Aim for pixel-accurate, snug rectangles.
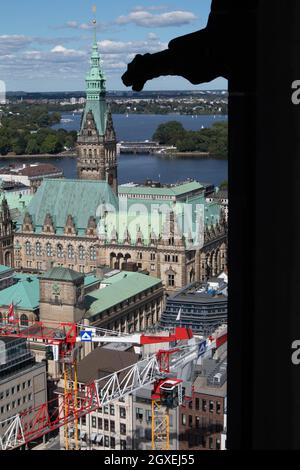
[1,32,227,293]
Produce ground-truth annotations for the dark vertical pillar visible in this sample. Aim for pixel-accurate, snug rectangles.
[227,1,300,449]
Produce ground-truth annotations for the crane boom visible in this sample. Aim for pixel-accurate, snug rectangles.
[0,344,198,450]
[0,317,226,451]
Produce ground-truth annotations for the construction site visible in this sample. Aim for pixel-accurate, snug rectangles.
[0,314,227,451]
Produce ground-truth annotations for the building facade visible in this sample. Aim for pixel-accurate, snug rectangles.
[57,344,136,450]
[160,273,228,335]
[0,265,14,291]
[179,355,227,451]
[132,387,179,450]
[0,197,14,268]
[0,337,47,447]
[13,179,227,293]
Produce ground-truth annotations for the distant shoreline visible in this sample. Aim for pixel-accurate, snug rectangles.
[167,151,210,158]
[0,152,77,160]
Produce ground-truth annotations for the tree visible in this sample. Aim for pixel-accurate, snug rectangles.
[153,121,186,145]
[40,134,63,154]
[11,136,27,155]
[219,180,228,190]
[0,132,11,155]
[26,138,40,155]
[152,120,228,158]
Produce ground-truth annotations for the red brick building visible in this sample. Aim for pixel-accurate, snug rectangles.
[179,359,227,451]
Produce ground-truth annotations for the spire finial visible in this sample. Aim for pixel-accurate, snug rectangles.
[92,5,97,45]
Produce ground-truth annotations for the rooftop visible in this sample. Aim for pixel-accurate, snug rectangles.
[209,189,228,200]
[16,178,118,234]
[118,181,204,198]
[85,271,162,318]
[0,163,62,178]
[0,274,39,311]
[0,192,33,222]
[0,265,13,275]
[169,279,228,304]
[40,266,84,283]
[193,374,227,398]
[77,346,138,384]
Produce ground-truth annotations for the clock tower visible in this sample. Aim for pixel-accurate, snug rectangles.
[77,17,118,195]
[39,267,86,325]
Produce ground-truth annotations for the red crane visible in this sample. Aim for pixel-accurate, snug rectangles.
[0,318,215,451]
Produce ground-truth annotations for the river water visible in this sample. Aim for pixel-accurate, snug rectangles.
[1,114,228,186]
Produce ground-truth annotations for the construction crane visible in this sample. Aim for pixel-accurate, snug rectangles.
[0,318,227,451]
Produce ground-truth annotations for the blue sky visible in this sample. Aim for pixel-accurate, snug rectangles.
[0,1,227,92]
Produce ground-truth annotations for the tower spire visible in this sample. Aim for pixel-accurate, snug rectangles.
[92,4,97,48]
[76,4,118,194]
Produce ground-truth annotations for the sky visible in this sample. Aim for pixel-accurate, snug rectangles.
[0,0,228,92]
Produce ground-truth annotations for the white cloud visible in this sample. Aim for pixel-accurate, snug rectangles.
[98,38,167,55]
[115,10,197,28]
[132,5,168,12]
[0,32,169,84]
[66,21,78,28]
[62,20,110,32]
[51,45,85,57]
[0,35,33,55]
[147,32,159,41]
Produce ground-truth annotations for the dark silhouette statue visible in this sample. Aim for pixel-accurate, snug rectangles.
[122,0,257,92]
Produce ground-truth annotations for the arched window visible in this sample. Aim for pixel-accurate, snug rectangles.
[46,243,52,257]
[25,241,31,256]
[90,247,97,261]
[36,242,42,257]
[79,246,85,260]
[57,244,63,258]
[20,314,28,326]
[67,245,74,259]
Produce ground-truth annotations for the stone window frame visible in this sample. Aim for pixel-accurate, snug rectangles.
[57,244,64,258]
[67,244,75,260]
[46,243,52,257]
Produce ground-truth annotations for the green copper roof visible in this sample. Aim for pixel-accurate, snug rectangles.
[0,192,33,222]
[84,274,102,288]
[118,181,204,198]
[100,185,221,246]
[0,265,13,274]
[40,267,84,283]
[0,274,39,311]
[16,179,119,235]
[85,271,162,318]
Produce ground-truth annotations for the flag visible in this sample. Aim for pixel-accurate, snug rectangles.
[8,303,14,322]
[176,307,182,322]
